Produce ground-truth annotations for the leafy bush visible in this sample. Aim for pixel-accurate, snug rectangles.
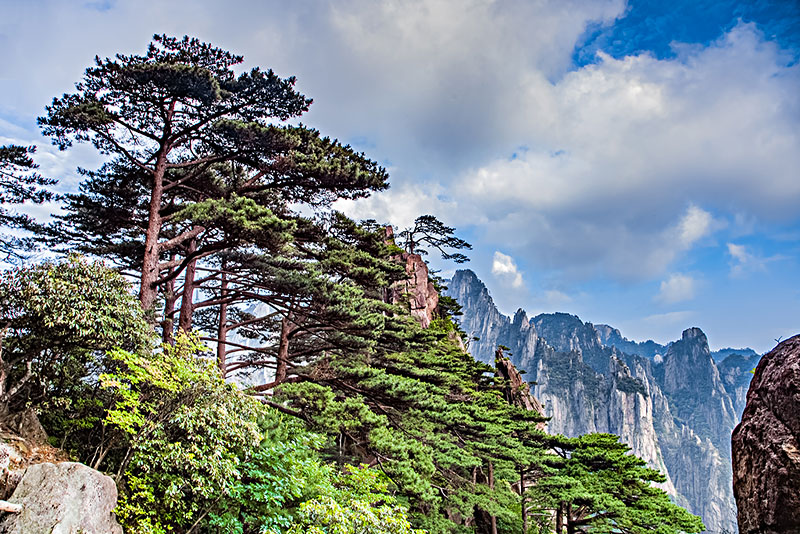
[0,255,151,439]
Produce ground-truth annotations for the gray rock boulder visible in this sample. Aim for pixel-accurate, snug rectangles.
[0,462,122,534]
[732,334,800,534]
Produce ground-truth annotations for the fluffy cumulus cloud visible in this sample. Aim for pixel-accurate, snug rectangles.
[445,23,799,282]
[326,16,798,283]
[492,251,524,288]
[2,0,798,291]
[655,273,697,304]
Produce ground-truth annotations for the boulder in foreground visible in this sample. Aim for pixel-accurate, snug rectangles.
[0,462,122,534]
[732,334,800,534]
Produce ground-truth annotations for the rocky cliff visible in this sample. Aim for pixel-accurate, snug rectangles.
[446,269,753,534]
[718,352,762,417]
[732,335,800,534]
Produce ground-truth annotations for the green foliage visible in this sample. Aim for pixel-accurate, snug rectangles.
[98,332,417,534]
[277,317,549,533]
[0,144,58,260]
[0,255,151,418]
[286,465,424,534]
[527,433,705,534]
[99,334,266,532]
[39,34,389,313]
[398,214,472,263]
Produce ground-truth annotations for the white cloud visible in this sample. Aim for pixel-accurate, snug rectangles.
[543,289,573,306]
[655,273,697,304]
[676,206,713,248]
[727,242,773,278]
[445,23,797,281]
[1,2,797,290]
[334,182,446,231]
[492,251,524,288]
[727,243,749,263]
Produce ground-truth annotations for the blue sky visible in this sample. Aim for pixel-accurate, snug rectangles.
[1,0,798,352]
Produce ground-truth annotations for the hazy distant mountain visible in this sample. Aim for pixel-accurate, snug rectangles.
[594,323,670,359]
[445,269,761,534]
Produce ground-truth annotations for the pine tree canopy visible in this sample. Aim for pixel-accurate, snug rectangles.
[39,34,388,311]
[0,144,58,260]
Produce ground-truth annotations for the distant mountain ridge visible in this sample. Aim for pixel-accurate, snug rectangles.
[445,269,761,534]
[595,323,758,363]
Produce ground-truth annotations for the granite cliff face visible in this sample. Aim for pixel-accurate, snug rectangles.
[718,352,762,417]
[732,335,800,534]
[446,269,755,534]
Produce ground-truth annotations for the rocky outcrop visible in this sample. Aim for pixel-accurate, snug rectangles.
[446,270,518,360]
[527,339,678,497]
[495,349,545,426]
[0,462,123,534]
[659,328,739,454]
[651,383,737,531]
[732,335,800,534]
[446,269,752,534]
[389,251,439,328]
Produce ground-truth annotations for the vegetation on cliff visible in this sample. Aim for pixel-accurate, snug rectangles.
[0,34,703,534]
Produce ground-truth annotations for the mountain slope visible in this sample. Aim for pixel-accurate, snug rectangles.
[445,269,756,534]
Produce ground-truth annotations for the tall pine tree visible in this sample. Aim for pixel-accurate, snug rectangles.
[40,34,387,313]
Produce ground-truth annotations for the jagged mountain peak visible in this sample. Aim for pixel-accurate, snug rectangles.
[450,268,482,286]
[512,308,530,327]
[666,327,713,368]
[681,326,708,343]
[445,271,750,533]
[532,311,583,326]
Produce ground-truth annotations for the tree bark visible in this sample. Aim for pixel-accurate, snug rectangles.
[566,504,575,534]
[178,235,198,332]
[216,271,228,374]
[139,102,174,312]
[275,316,293,384]
[0,501,21,513]
[139,148,167,312]
[556,503,564,534]
[489,461,498,534]
[162,266,177,344]
[520,464,527,534]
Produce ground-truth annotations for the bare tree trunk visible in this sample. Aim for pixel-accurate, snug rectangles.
[489,461,498,534]
[178,235,198,332]
[566,504,575,534]
[0,501,21,513]
[556,503,564,534]
[139,149,167,312]
[0,326,8,417]
[275,316,292,384]
[520,464,527,534]
[162,265,177,344]
[216,271,228,374]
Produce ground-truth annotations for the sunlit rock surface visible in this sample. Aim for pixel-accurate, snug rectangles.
[447,269,753,534]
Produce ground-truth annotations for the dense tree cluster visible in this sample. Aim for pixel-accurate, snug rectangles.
[0,34,703,534]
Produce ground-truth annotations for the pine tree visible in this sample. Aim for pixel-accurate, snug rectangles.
[527,433,705,534]
[39,34,388,312]
[0,145,57,260]
[398,214,472,263]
